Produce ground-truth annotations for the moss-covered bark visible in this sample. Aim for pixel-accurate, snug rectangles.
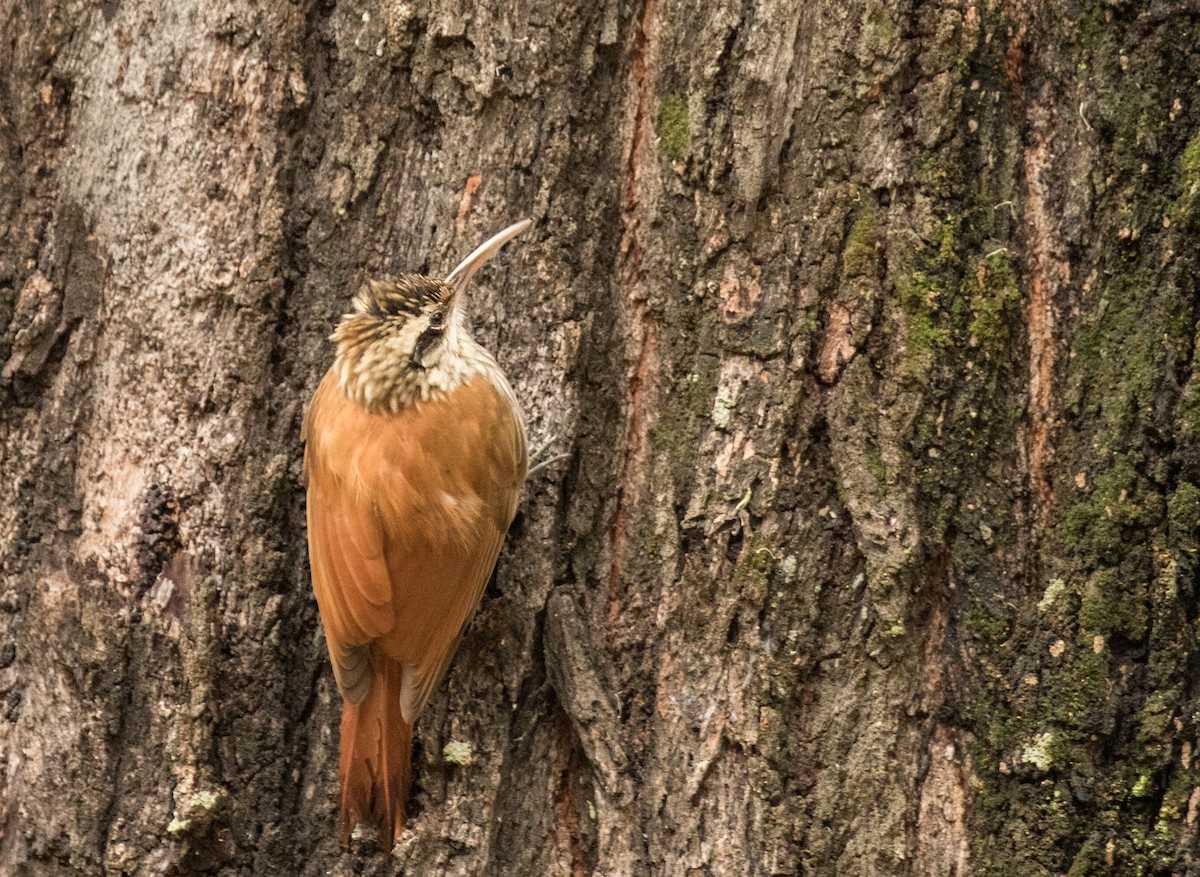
[2,0,1200,874]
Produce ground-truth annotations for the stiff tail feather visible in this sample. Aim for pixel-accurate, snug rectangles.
[338,655,412,848]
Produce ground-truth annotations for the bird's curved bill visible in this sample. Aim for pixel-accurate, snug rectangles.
[445,219,533,295]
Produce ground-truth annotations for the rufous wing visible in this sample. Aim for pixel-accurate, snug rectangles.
[304,370,526,717]
[379,375,527,721]
[397,519,510,722]
[304,375,397,703]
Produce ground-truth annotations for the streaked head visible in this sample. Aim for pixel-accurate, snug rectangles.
[331,220,532,411]
[341,275,457,372]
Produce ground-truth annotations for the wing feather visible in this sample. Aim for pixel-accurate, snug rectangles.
[305,368,526,719]
[305,374,396,702]
[399,521,509,722]
[393,377,526,721]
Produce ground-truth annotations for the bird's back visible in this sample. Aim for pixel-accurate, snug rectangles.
[304,363,526,842]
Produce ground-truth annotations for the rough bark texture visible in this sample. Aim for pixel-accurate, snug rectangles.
[2,0,1200,874]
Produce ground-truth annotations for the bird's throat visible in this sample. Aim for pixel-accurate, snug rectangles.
[333,331,496,415]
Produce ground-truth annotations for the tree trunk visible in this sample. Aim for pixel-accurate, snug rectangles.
[3,0,1200,874]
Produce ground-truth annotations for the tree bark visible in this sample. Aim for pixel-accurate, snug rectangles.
[2,0,1200,874]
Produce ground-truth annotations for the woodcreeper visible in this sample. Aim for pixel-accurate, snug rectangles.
[303,222,531,846]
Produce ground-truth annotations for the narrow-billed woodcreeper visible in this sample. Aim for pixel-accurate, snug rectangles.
[303,221,531,846]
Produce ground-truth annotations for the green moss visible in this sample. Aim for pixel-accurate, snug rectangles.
[1044,650,1110,732]
[1168,481,1200,535]
[938,214,962,269]
[1058,457,1164,566]
[1134,688,1179,761]
[1179,378,1200,439]
[732,536,779,607]
[1157,775,1192,825]
[842,202,880,278]
[1069,284,1169,440]
[1167,483,1200,576]
[964,251,1020,357]
[895,270,949,376]
[1079,568,1148,640]
[965,607,1009,641]
[918,153,956,201]
[1060,499,1123,567]
[1179,131,1200,220]
[862,2,895,39]
[1075,4,1108,47]
[858,2,899,60]
[963,14,1200,870]
[1183,132,1200,185]
[658,93,689,163]
[865,444,887,484]
[651,354,719,482]
[1066,835,1105,877]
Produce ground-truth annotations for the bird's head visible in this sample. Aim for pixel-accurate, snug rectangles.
[331,220,531,412]
[339,275,458,372]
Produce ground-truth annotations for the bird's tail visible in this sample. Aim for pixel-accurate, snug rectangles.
[338,655,411,849]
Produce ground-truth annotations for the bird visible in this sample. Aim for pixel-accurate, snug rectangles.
[302,221,531,848]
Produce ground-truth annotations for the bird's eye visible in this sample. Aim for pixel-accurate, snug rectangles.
[428,311,446,331]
